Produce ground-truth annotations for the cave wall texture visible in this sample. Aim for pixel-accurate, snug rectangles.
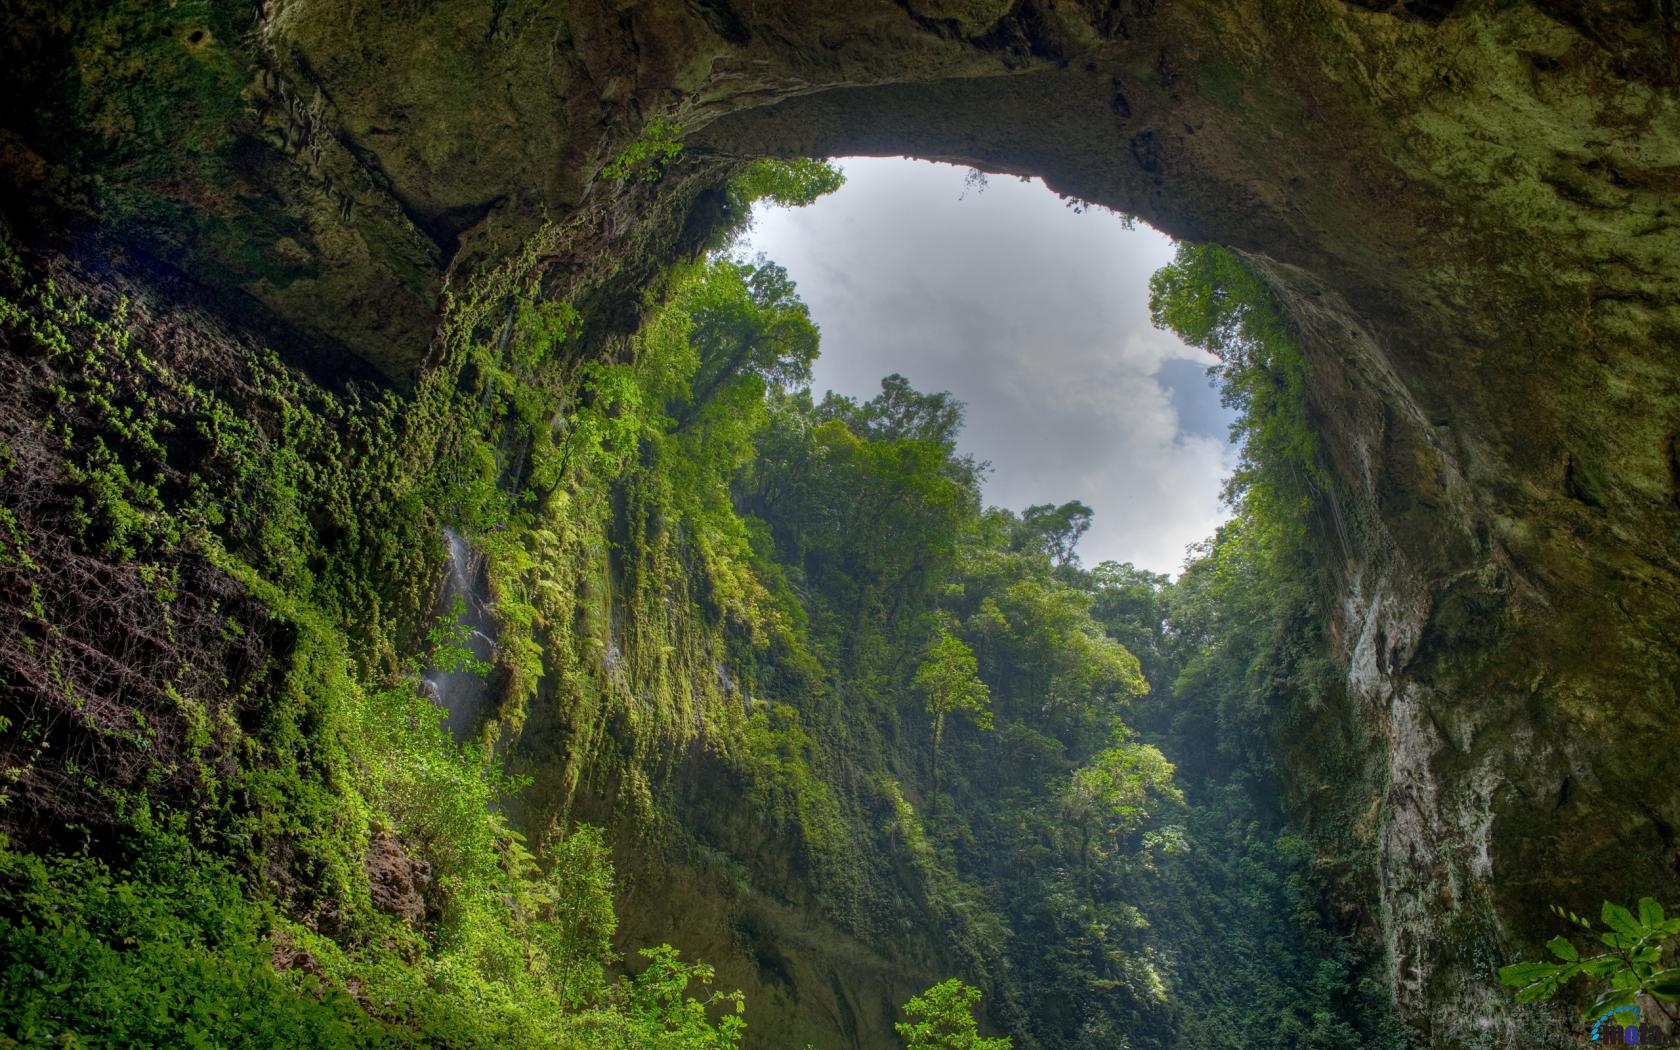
[3,1,1679,1047]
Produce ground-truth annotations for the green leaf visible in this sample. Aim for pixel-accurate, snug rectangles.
[1546,936,1579,962]
[1601,929,1639,951]
[1514,980,1564,1004]
[1497,961,1561,988]
[1638,898,1666,928]
[1602,901,1642,939]
[1648,968,1680,1001]
[1500,960,1572,1004]
[1584,988,1638,1023]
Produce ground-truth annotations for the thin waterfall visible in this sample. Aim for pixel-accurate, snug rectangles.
[420,527,498,741]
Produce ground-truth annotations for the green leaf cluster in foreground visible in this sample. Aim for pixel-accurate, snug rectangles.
[1499,899,1680,1033]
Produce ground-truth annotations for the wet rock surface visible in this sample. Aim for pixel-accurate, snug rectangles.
[365,829,435,927]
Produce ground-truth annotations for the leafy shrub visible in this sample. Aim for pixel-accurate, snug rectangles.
[896,979,1010,1050]
[603,119,684,182]
[1499,899,1680,1033]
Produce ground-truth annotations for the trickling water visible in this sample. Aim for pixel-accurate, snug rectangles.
[421,527,498,741]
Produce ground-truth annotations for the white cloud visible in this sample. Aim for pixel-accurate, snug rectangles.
[741,157,1235,576]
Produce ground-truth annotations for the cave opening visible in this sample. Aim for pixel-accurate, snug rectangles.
[737,155,1236,576]
[565,147,1367,1049]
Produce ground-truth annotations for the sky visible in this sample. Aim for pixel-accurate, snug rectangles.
[739,157,1236,577]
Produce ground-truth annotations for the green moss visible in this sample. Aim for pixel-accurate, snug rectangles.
[0,234,749,1047]
[602,120,684,183]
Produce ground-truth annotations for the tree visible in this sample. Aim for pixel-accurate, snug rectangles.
[726,157,846,214]
[1147,242,1323,535]
[896,979,1011,1050]
[959,565,1147,737]
[1083,560,1172,690]
[1060,735,1182,870]
[669,259,819,432]
[616,945,747,1049]
[736,380,984,658]
[821,374,968,452]
[719,158,846,245]
[913,630,992,803]
[1018,500,1093,567]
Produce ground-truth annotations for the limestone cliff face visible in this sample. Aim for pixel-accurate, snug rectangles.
[4,2,1679,1046]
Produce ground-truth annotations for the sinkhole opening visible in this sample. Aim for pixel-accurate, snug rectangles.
[737,156,1238,576]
